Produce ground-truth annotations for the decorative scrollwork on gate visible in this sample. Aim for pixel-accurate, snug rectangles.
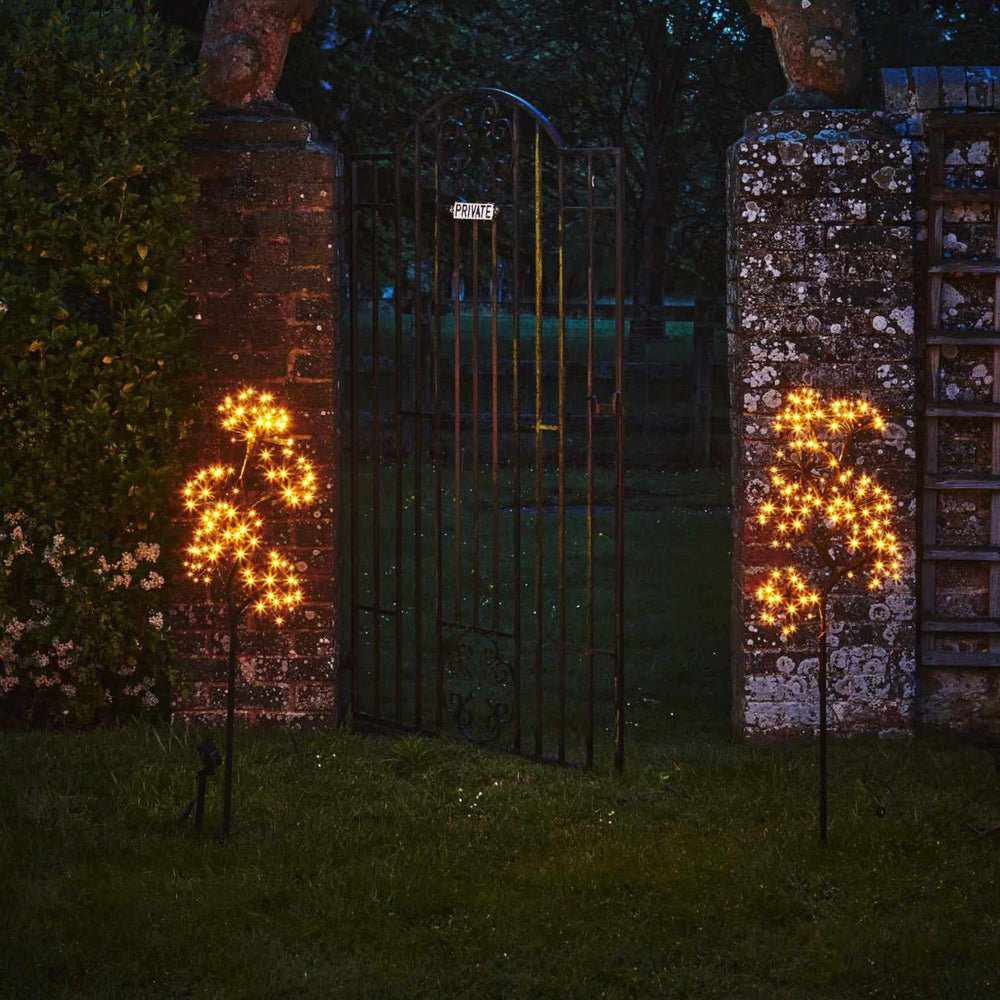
[436,95,514,204]
[443,633,513,745]
[439,113,473,178]
[475,96,514,190]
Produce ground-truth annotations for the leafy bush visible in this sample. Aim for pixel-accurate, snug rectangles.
[0,0,205,726]
[0,514,168,726]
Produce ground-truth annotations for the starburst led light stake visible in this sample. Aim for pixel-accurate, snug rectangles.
[181,388,318,840]
[751,388,903,842]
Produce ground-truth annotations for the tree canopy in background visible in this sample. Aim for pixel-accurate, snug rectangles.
[154,0,1000,307]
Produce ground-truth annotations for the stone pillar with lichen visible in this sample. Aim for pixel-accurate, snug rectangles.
[728,109,919,738]
[169,1,338,727]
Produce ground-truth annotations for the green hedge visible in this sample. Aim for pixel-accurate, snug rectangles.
[0,0,205,726]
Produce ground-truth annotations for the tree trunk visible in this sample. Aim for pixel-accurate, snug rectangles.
[631,159,671,338]
[630,18,689,341]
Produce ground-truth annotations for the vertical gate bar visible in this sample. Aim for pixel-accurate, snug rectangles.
[557,151,567,764]
[472,219,481,629]
[349,158,360,721]
[533,121,544,758]
[585,151,595,768]
[413,125,425,728]
[370,163,382,719]
[433,121,445,729]
[452,216,463,625]
[511,110,523,752]
[491,216,500,634]
[614,148,626,773]
[394,148,404,723]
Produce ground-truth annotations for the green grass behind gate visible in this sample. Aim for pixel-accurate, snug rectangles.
[342,465,730,759]
[345,305,731,469]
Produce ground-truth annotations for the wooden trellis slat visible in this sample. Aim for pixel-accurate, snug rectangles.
[923,617,1000,632]
[925,547,1000,561]
[926,475,1000,489]
[926,333,1000,346]
[928,260,1000,274]
[919,116,1000,671]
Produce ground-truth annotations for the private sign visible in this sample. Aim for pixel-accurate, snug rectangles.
[450,202,497,220]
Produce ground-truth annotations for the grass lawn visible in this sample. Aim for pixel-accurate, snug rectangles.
[3,472,999,999]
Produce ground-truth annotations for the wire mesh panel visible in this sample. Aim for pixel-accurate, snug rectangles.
[344,89,626,769]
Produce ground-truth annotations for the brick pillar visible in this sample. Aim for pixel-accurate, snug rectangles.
[728,109,918,739]
[171,111,338,727]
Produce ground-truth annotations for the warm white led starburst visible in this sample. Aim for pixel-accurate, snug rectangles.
[752,387,903,639]
[181,387,316,623]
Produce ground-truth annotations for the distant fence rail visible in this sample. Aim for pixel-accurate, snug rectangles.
[341,297,728,470]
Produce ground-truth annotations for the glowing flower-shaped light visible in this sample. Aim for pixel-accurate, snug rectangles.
[751,388,903,637]
[755,567,822,641]
[181,387,316,623]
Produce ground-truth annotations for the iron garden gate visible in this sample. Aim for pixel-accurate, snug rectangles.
[343,89,626,769]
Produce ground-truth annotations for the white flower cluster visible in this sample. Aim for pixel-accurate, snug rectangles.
[96,541,161,591]
[1,513,33,570]
[0,513,165,714]
[42,533,75,587]
[1,625,77,694]
[122,680,158,708]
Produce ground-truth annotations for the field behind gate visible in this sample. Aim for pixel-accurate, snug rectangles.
[345,303,731,471]
[341,463,730,762]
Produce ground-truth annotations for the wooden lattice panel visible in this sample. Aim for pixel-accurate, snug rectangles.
[921,112,1000,671]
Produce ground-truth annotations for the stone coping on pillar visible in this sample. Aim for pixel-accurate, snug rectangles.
[882,66,1000,114]
[741,108,899,140]
[191,109,319,149]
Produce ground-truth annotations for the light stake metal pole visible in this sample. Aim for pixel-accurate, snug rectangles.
[750,389,902,846]
[220,580,242,841]
[818,599,828,844]
[194,739,221,831]
[181,388,317,842]
[178,737,222,831]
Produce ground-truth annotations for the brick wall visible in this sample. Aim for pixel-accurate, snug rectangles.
[170,111,339,727]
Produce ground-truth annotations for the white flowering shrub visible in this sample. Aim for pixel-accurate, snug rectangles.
[0,513,168,726]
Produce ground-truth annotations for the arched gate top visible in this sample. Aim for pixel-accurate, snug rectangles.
[412,87,566,149]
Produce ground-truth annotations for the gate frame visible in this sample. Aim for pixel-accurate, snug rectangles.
[340,88,626,770]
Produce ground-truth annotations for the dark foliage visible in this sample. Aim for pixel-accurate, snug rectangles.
[0,0,204,726]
